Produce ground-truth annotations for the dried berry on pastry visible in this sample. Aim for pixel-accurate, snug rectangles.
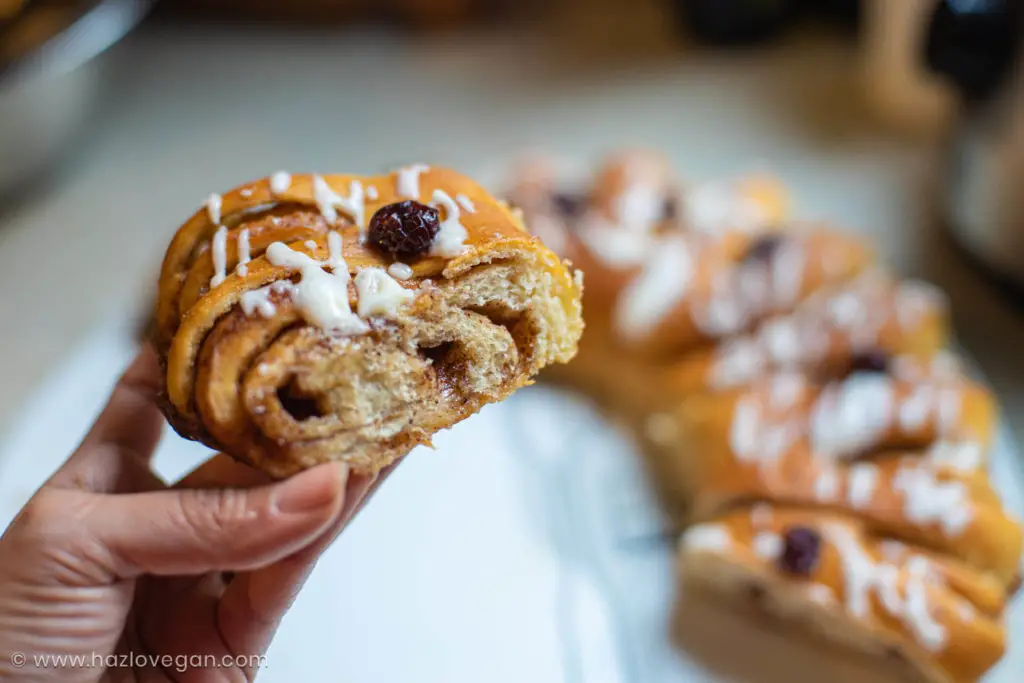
[504,152,902,414]
[153,166,583,477]
[505,149,1022,683]
[679,506,1010,683]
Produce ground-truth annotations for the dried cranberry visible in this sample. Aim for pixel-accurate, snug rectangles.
[743,235,783,264]
[777,526,821,576]
[368,200,440,257]
[849,351,889,374]
[551,192,585,218]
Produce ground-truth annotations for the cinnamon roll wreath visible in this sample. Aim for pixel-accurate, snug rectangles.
[154,167,583,478]
[506,150,1022,683]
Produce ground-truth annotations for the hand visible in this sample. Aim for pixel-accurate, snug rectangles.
[0,346,392,682]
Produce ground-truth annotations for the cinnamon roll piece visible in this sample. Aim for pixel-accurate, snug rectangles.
[656,367,1022,588]
[678,506,1011,683]
[505,152,908,415]
[154,167,584,477]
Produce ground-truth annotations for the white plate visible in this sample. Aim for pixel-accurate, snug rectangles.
[0,320,1021,683]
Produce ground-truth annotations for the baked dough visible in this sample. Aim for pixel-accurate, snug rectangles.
[679,506,1010,683]
[506,150,1021,683]
[154,166,583,477]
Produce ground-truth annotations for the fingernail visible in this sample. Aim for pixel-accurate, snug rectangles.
[274,463,349,514]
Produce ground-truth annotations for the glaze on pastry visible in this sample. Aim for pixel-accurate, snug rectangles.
[505,152,945,416]
[154,166,583,477]
[679,506,1009,683]
[506,150,1021,683]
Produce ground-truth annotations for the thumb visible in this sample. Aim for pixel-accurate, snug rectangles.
[85,463,349,578]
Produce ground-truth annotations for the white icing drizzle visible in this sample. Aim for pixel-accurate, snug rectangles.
[692,269,752,337]
[709,337,765,390]
[430,189,470,257]
[684,181,767,237]
[771,239,807,309]
[614,236,694,342]
[396,164,430,199]
[209,226,228,288]
[313,176,366,239]
[366,185,379,201]
[304,240,318,251]
[937,388,962,435]
[728,396,801,467]
[893,465,973,536]
[750,504,773,528]
[681,524,732,552]
[815,466,840,502]
[811,374,895,459]
[898,383,963,437]
[313,175,341,223]
[848,463,878,509]
[903,556,948,651]
[925,440,983,472]
[879,540,907,563]
[895,280,947,329]
[206,193,222,225]
[240,187,254,198]
[768,373,805,411]
[387,262,414,280]
[455,193,476,213]
[892,351,961,383]
[235,228,251,277]
[265,235,368,336]
[760,318,805,366]
[616,180,662,233]
[241,281,294,318]
[807,584,835,606]
[753,532,783,560]
[954,598,976,622]
[354,267,414,319]
[899,385,933,432]
[577,213,653,268]
[270,171,291,194]
[825,523,947,652]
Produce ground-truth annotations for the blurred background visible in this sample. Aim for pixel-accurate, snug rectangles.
[6,0,1024,438]
[2,1,1024,681]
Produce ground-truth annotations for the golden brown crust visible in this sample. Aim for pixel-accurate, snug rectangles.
[642,369,1022,587]
[679,506,1007,683]
[505,150,1022,682]
[549,274,949,419]
[154,167,583,476]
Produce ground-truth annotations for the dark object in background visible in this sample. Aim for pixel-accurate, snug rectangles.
[673,0,797,47]
[924,0,1024,103]
[925,0,1024,303]
[797,0,861,33]
[156,0,519,26]
[671,0,862,48]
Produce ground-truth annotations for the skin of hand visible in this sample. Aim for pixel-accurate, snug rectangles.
[0,346,397,682]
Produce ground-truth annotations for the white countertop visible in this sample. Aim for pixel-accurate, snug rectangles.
[1,17,1022,450]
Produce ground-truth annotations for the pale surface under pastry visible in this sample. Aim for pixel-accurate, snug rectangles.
[678,506,1008,683]
[154,166,584,477]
